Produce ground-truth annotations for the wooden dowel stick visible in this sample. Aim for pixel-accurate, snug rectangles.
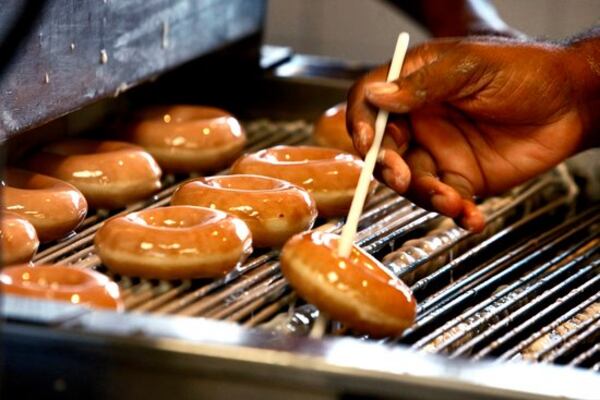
[338,32,410,257]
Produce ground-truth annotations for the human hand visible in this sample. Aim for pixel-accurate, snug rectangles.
[347,37,595,231]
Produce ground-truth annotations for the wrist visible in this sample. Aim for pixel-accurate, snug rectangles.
[565,33,600,148]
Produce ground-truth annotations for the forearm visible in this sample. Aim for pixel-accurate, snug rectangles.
[566,27,600,148]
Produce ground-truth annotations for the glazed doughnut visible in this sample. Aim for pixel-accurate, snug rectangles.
[171,175,317,247]
[313,103,357,154]
[0,264,122,310]
[3,168,87,242]
[125,105,247,173]
[26,139,162,209]
[231,146,373,218]
[1,212,39,265]
[280,230,416,337]
[95,205,252,279]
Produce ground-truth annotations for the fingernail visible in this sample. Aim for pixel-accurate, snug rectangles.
[394,175,407,192]
[377,149,386,163]
[366,82,399,96]
[361,136,370,152]
[358,124,371,151]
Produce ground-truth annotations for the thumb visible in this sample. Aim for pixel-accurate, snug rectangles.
[365,53,484,112]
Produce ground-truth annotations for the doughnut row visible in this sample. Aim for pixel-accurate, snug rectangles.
[92,105,368,280]
[1,105,247,259]
[3,103,416,337]
[96,144,367,279]
[2,105,249,310]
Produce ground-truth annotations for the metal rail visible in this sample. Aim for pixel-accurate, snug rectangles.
[410,237,598,352]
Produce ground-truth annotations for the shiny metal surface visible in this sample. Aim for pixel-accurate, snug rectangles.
[2,296,600,400]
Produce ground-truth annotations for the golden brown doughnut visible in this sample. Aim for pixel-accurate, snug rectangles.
[2,168,87,242]
[95,205,252,279]
[231,146,374,218]
[313,103,357,154]
[125,105,247,173]
[1,212,39,265]
[171,174,317,247]
[0,264,122,310]
[26,139,162,209]
[280,230,416,337]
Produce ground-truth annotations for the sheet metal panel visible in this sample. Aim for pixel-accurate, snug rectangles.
[0,0,265,140]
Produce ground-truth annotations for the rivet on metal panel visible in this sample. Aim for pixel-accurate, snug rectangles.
[114,82,132,97]
[162,21,170,49]
[100,49,108,64]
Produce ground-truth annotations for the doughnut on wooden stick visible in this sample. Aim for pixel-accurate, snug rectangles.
[280,230,416,337]
[338,32,410,257]
[280,34,416,338]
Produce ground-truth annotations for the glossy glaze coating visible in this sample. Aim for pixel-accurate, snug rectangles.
[171,175,317,247]
[125,105,247,173]
[95,205,252,279]
[1,212,39,265]
[26,139,162,209]
[0,264,122,310]
[231,146,373,218]
[313,103,357,154]
[2,168,88,242]
[280,230,416,337]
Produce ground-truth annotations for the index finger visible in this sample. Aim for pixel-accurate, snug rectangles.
[346,66,388,156]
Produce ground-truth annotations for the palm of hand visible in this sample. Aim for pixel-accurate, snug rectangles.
[408,93,582,196]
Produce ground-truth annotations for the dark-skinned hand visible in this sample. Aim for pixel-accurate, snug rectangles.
[347,37,596,232]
